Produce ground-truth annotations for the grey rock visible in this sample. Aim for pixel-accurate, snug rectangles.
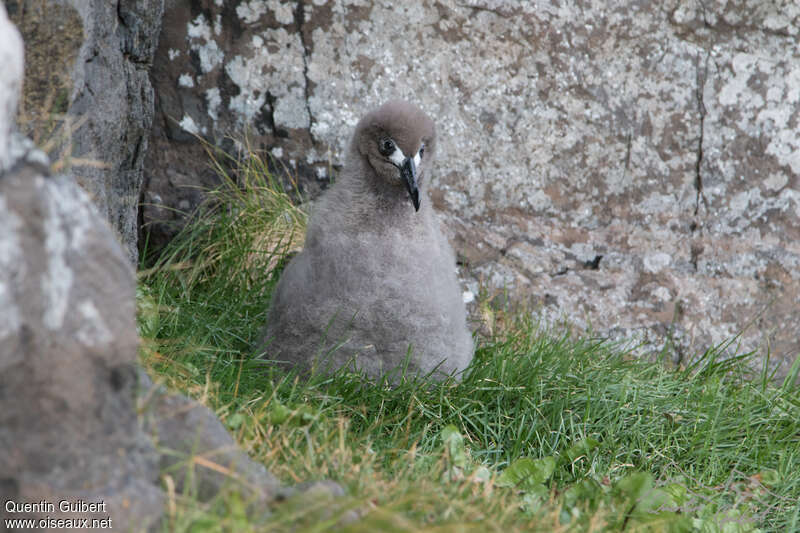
[145,0,800,377]
[7,0,164,264]
[1,10,281,527]
[138,370,280,507]
[141,0,324,255]
[0,145,164,531]
[0,146,289,530]
[2,11,163,530]
[2,6,354,528]
[278,479,360,527]
[258,100,473,380]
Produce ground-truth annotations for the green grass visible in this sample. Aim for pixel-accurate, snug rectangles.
[137,143,800,532]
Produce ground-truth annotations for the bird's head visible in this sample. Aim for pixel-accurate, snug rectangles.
[353,100,436,212]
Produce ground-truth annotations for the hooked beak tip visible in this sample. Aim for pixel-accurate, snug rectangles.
[400,157,421,212]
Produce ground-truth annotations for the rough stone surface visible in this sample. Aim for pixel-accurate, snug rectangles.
[0,4,23,173]
[0,18,162,531]
[1,9,286,527]
[0,149,165,530]
[144,0,800,376]
[138,371,281,506]
[6,0,164,263]
[0,144,287,529]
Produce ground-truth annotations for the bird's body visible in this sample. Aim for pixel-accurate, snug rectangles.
[258,100,473,379]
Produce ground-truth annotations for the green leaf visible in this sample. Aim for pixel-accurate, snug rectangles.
[521,483,550,513]
[634,485,673,515]
[693,507,759,533]
[496,456,556,491]
[135,285,160,338]
[267,402,316,426]
[614,472,654,503]
[267,402,291,425]
[564,438,600,464]
[441,424,467,469]
[662,481,690,507]
[227,412,246,430]
[562,478,603,511]
[612,472,690,529]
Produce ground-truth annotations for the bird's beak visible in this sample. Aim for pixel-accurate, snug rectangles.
[400,157,420,211]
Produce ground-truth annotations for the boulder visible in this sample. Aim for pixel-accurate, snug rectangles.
[0,146,282,528]
[1,8,163,531]
[0,6,285,529]
[144,0,800,375]
[0,151,165,531]
[138,371,280,507]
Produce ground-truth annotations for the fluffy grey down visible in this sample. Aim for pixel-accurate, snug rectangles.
[257,100,473,380]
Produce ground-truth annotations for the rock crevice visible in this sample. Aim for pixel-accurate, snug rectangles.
[294,0,315,140]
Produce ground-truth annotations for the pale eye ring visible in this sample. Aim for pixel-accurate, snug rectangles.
[379,138,395,156]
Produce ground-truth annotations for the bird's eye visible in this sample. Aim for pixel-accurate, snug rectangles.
[419,144,425,158]
[379,138,395,156]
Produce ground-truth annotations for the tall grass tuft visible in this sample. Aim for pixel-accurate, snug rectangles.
[138,138,306,390]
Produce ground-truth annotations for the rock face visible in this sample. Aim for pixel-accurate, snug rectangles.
[0,148,282,530]
[0,161,166,532]
[1,14,162,525]
[0,6,282,529]
[0,2,23,172]
[1,70,164,533]
[6,0,164,263]
[144,0,800,375]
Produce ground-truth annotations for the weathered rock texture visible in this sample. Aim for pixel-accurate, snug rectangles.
[0,9,158,531]
[139,371,281,506]
[0,7,284,528]
[0,149,165,533]
[6,0,164,263]
[0,2,22,172]
[0,164,165,532]
[144,0,800,375]
[0,149,282,530]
